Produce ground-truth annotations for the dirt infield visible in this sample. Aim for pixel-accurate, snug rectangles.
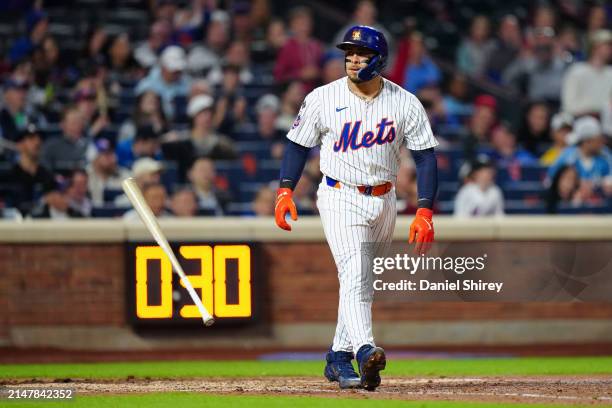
[4,376,612,405]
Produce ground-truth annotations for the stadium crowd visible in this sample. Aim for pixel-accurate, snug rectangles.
[0,0,610,220]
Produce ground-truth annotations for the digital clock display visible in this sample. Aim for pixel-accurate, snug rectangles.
[126,243,257,325]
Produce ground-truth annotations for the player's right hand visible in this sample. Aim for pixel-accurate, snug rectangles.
[275,188,298,231]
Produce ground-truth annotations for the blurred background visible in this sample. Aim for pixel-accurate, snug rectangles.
[0,0,610,219]
[0,0,611,355]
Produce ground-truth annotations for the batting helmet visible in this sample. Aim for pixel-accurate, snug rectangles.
[336,25,388,81]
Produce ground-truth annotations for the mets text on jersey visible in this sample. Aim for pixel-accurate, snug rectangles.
[333,118,396,152]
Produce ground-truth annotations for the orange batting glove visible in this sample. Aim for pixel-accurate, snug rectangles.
[409,208,434,254]
[275,188,298,231]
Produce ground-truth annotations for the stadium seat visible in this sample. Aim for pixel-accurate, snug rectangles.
[103,188,124,203]
[504,200,546,214]
[91,206,129,218]
[437,182,459,201]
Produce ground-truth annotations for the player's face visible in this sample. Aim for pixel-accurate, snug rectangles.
[344,46,375,82]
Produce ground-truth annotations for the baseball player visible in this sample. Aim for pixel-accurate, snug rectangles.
[275,25,438,390]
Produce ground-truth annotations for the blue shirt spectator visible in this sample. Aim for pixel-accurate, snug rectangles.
[403,32,441,94]
[404,58,441,95]
[482,123,537,169]
[135,46,191,120]
[547,117,611,187]
[116,125,163,169]
[548,144,611,183]
[9,10,48,64]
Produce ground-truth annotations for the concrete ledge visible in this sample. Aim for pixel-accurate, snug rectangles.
[1,216,611,243]
[0,220,125,243]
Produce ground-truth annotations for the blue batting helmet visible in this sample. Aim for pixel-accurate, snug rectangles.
[336,25,388,81]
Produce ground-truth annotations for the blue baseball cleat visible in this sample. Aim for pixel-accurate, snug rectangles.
[324,348,362,389]
[356,345,386,391]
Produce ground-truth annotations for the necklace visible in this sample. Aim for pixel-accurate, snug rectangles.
[348,77,384,102]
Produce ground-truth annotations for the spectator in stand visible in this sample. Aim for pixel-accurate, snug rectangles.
[207,41,254,86]
[292,173,316,214]
[387,17,417,85]
[189,78,213,99]
[582,5,608,52]
[151,0,177,24]
[32,182,85,219]
[212,64,248,135]
[441,73,473,132]
[86,137,130,206]
[30,35,73,118]
[251,18,288,64]
[558,25,584,62]
[395,160,418,214]
[270,19,290,50]
[104,33,141,84]
[254,94,285,160]
[0,77,40,142]
[519,102,551,155]
[134,20,172,69]
[231,0,254,43]
[123,182,170,220]
[456,15,495,77]
[65,169,92,217]
[503,27,568,104]
[73,84,110,139]
[541,112,573,166]
[40,106,88,173]
[403,32,441,94]
[5,124,57,217]
[135,45,191,120]
[485,122,537,168]
[114,158,163,207]
[170,188,199,217]
[485,15,522,83]
[529,4,556,32]
[454,157,504,217]
[276,81,306,131]
[187,12,230,75]
[545,165,582,213]
[187,157,226,215]
[116,125,163,169]
[461,94,498,161]
[321,53,345,84]
[80,26,108,70]
[118,90,168,142]
[561,30,612,116]
[273,6,323,91]
[251,185,275,216]
[173,0,206,45]
[416,85,446,135]
[333,0,393,54]
[547,116,611,197]
[9,9,49,64]
[250,0,272,31]
[163,95,236,179]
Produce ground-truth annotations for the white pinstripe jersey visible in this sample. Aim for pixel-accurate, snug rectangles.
[287,77,438,186]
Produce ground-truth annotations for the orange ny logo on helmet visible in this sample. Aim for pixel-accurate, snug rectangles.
[351,30,361,40]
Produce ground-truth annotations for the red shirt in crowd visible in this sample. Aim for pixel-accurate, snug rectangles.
[274,37,323,92]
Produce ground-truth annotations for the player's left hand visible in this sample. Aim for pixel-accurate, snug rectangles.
[275,188,298,231]
[409,208,434,254]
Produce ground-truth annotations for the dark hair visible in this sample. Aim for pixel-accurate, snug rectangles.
[133,91,168,131]
[545,165,578,214]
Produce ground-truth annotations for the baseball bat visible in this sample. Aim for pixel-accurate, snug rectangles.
[121,177,215,326]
